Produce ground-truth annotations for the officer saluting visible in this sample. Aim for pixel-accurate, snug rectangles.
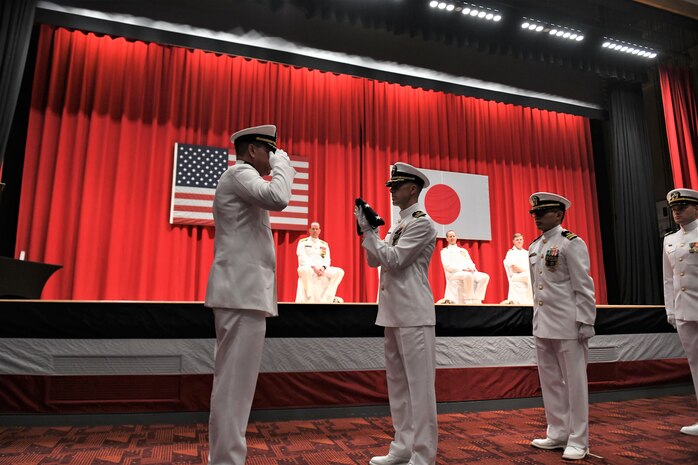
[205,124,295,465]
[527,192,596,461]
[663,188,698,436]
[355,162,438,465]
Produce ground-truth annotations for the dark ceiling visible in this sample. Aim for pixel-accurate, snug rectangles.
[267,0,698,70]
[48,0,698,79]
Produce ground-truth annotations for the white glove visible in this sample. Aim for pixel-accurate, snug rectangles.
[354,205,373,233]
[577,323,595,342]
[269,148,290,168]
[667,315,676,329]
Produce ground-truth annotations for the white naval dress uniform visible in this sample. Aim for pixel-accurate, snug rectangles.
[361,202,438,465]
[663,219,698,408]
[296,236,345,302]
[504,247,533,304]
[528,224,596,450]
[440,245,490,303]
[205,155,295,465]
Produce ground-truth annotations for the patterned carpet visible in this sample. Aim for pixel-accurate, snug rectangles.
[1,395,697,464]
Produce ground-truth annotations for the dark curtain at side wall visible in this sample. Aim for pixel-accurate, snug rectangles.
[0,0,36,167]
[607,84,662,304]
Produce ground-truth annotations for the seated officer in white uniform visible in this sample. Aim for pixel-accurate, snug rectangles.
[440,230,490,304]
[662,188,698,436]
[296,222,345,303]
[503,232,533,304]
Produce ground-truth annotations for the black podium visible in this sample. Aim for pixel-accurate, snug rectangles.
[0,257,61,299]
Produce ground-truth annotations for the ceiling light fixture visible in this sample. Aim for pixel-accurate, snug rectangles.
[428,1,502,22]
[601,37,657,59]
[520,17,584,43]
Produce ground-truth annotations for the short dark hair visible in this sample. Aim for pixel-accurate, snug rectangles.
[234,140,268,157]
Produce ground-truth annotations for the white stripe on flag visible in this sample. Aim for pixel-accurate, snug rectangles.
[270,217,308,225]
[174,199,213,207]
[172,211,214,220]
[281,206,309,214]
[175,186,216,195]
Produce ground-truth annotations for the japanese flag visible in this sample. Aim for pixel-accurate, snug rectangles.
[390,167,491,240]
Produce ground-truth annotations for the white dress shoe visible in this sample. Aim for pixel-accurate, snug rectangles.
[369,454,412,465]
[530,437,566,450]
[562,445,589,460]
[680,422,698,436]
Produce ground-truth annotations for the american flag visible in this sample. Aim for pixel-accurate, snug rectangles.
[169,143,309,230]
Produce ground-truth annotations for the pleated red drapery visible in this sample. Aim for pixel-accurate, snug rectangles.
[360,80,607,304]
[16,25,607,303]
[659,64,698,189]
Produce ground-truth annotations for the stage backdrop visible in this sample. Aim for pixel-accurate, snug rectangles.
[15,25,607,303]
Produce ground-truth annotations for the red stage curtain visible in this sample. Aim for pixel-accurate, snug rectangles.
[361,81,607,303]
[16,25,607,303]
[659,64,698,189]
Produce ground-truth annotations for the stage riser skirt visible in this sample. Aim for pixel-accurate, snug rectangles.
[0,301,685,413]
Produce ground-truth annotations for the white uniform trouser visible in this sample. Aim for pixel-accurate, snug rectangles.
[209,308,266,465]
[676,319,698,404]
[297,265,345,302]
[450,270,490,303]
[384,326,438,465]
[507,272,532,305]
[535,337,589,449]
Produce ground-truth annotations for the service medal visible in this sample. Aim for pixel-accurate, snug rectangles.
[391,226,404,246]
[690,242,698,254]
[544,246,559,270]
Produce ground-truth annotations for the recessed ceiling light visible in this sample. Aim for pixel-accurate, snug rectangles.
[601,37,659,59]
[430,2,503,24]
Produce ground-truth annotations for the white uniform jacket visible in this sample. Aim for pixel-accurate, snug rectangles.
[528,224,596,339]
[297,237,331,269]
[362,203,437,327]
[205,158,296,316]
[441,245,477,274]
[663,219,698,321]
[504,247,530,275]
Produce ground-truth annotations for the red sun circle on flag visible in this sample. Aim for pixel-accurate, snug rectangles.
[424,184,461,225]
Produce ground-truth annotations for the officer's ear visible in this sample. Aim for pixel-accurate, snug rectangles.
[247,142,257,158]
